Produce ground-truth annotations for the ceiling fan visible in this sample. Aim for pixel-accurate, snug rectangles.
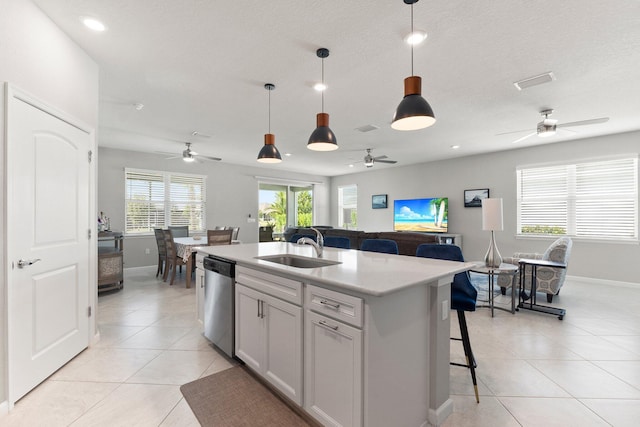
[165,142,221,163]
[498,109,609,144]
[362,148,397,168]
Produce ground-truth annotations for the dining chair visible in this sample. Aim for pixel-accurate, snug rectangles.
[230,226,240,241]
[415,243,479,403]
[207,229,233,245]
[360,239,399,254]
[153,228,167,278]
[168,225,189,238]
[324,236,351,249]
[163,229,186,286]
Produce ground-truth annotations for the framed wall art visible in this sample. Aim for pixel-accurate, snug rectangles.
[372,194,388,209]
[464,188,489,207]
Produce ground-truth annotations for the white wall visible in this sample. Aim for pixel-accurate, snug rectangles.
[98,147,331,268]
[331,131,640,284]
[1,0,99,406]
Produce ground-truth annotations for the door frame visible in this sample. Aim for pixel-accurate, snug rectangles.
[4,83,98,407]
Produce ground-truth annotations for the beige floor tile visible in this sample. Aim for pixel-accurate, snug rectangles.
[529,360,640,399]
[592,360,640,389]
[51,348,161,382]
[126,349,217,385]
[549,335,639,360]
[440,395,520,427]
[601,335,640,357]
[152,311,200,328]
[499,396,610,427]
[70,383,182,427]
[0,381,118,427]
[116,326,192,349]
[580,398,640,427]
[478,359,570,397]
[497,333,584,360]
[169,327,213,351]
[159,398,200,427]
[200,354,238,377]
[94,325,145,348]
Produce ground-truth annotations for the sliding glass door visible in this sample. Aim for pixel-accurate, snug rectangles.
[259,183,314,240]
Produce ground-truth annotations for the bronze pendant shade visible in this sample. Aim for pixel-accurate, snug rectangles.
[391,0,436,131]
[308,48,338,151]
[257,83,282,163]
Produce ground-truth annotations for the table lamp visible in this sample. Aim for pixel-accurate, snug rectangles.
[482,198,503,268]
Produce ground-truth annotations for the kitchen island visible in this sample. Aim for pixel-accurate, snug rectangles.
[198,242,475,427]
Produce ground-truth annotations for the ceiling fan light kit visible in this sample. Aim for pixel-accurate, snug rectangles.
[391,0,436,131]
[308,48,339,151]
[257,83,283,163]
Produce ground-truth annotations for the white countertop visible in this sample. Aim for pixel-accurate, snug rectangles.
[198,242,476,296]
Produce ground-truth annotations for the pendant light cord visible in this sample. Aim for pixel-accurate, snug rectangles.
[268,87,271,134]
[321,56,325,113]
[410,2,414,76]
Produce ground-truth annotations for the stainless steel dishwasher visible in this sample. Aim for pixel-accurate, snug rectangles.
[203,255,236,358]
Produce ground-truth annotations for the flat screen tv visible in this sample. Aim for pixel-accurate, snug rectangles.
[393,197,448,233]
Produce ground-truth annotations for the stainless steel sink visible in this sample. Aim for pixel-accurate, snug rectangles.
[255,254,341,269]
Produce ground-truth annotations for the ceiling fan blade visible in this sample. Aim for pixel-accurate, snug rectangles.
[557,117,609,128]
[512,132,537,144]
[376,159,397,164]
[165,156,181,160]
[373,155,388,161]
[199,155,222,161]
[191,131,211,138]
[496,128,533,136]
[190,150,199,156]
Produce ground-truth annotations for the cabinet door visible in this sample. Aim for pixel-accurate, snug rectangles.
[305,310,363,427]
[235,284,264,372]
[195,268,205,327]
[263,295,303,405]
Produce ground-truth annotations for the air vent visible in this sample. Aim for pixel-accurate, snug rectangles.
[513,72,555,91]
[355,124,379,133]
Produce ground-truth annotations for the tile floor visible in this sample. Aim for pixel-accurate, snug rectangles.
[1,266,639,426]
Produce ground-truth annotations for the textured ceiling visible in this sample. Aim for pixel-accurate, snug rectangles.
[33,0,640,176]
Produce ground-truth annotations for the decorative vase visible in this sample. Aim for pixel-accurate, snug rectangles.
[484,230,502,268]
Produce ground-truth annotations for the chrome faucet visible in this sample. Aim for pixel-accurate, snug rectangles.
[297,227,324,258]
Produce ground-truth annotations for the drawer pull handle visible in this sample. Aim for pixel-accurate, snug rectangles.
[318,320,339,331]
[320,299,340,309]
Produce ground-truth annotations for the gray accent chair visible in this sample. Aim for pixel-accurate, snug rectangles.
[497,237,573,303]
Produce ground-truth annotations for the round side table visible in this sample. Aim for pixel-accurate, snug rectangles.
[469,263,518,317]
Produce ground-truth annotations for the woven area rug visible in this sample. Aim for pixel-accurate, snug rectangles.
[180,366,311,427]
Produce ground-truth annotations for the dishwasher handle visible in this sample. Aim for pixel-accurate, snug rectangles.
[203,256,235,277]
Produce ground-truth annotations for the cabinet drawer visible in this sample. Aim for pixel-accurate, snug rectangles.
[236,266,303,305]
[306,284,363,328]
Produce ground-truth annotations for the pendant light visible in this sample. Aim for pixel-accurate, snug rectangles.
[391,0,436,131]
[257,83,282,163]
[308,48,338,151]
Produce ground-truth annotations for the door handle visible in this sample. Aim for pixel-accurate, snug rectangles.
[17,258,41,268]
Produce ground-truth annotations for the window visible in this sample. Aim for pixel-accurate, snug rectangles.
[517,156,638,240]
[125,168,206,235]
[338,185,357,229]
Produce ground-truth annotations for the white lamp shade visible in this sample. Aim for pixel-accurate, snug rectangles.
[482,198,504,231]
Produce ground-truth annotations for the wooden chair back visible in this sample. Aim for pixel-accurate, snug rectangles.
[207,229,233,246]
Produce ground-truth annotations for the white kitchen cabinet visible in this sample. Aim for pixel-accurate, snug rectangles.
[304,310,362,427]
[235,281,303,405]
[195,253,205,328]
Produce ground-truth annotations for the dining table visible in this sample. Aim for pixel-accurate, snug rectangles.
[173,236,206,289]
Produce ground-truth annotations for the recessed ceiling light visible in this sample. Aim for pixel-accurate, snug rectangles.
[81,17,107,32]
[450,145,460,149]
[133,103,144,111]
[404,30,427,45]
[348,164,354,168]
[313,83,327,92]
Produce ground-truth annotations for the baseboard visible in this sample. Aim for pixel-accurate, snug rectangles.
[123,265,156,273]
[428,397,453,426]
[567,275,640,289]
[0,400,8,415]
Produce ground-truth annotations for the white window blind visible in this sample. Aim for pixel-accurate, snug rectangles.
[125,168,206,235]
[517,156,638,240]
[338,185,357,228]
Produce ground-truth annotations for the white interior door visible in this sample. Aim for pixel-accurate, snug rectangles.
[7,87,91,403]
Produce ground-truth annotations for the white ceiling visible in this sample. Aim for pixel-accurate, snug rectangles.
[33,0,640,176]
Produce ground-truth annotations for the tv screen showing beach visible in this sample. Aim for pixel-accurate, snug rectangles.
[393,197,448,233]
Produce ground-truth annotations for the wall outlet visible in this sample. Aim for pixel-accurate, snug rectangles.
[145,248,150,254]
[247,218,256,223]
[441,300,449,321]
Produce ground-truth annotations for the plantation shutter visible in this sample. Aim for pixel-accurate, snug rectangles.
[517,156,638,240]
